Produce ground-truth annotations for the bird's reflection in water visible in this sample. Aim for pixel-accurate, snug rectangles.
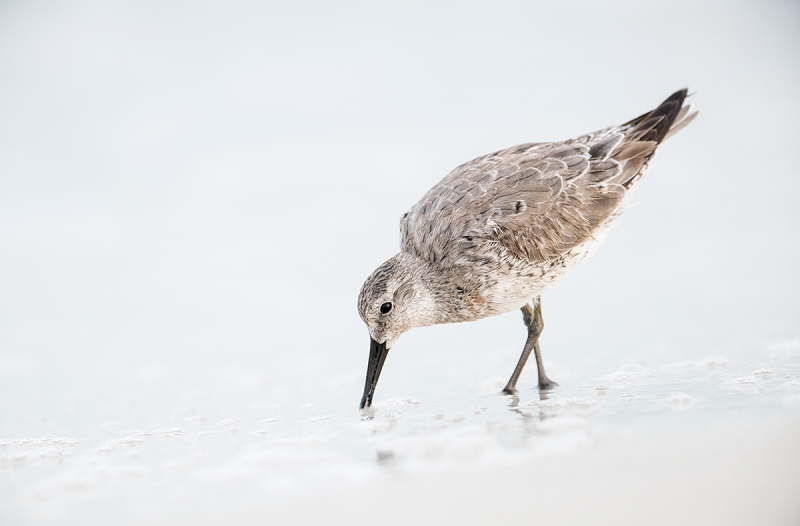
[507,386,558,435]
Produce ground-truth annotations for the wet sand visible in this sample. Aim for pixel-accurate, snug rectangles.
[211,416,800,526]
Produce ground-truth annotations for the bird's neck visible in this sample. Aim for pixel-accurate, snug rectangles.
[398,253,478,326]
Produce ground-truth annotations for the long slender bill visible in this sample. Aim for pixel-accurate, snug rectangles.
[360,337,389,409]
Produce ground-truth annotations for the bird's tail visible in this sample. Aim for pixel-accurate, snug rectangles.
[622,88,698,145]
[605,89,698,189]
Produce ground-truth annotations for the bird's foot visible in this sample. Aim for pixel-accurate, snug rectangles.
[501,385,517,396]
[538,378,558,389]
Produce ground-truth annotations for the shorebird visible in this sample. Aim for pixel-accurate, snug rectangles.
[357,89,697,409]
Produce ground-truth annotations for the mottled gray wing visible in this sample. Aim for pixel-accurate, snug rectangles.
[400,90,696,268]
[399,139,615,267]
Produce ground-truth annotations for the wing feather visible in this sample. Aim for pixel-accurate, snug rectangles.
[400,90,695,268]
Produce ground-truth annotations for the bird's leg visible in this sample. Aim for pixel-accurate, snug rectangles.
[502,297,557,395]
[530,298,557,389]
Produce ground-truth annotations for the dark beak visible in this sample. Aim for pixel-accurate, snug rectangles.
[360,337,389,409]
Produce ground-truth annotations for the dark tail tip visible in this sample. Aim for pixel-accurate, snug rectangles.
[625,88,689,144]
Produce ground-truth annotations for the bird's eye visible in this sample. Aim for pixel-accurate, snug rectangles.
[379,302,392,314]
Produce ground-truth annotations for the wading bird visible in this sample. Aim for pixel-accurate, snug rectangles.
[357,89,697,409]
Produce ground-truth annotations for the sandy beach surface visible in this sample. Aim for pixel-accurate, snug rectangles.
[251,417,800,526]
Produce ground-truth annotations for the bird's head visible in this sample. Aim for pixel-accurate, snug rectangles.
[357,253,438,408]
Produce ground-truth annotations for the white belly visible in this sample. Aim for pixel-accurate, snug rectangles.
[481,210,622,317]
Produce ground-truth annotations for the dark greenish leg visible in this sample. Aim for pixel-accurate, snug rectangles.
[502,296,557,395]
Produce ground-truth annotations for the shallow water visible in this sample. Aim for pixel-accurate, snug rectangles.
[2,337,798,523]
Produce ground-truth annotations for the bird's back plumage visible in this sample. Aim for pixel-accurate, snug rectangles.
[400,89,696,271]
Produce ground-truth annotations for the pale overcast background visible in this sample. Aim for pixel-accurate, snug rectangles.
[1,1,799,524]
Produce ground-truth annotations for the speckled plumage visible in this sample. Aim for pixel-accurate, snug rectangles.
[357,89,697,407]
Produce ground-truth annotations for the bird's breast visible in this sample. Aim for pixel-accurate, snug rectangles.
[446,236,604,322]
